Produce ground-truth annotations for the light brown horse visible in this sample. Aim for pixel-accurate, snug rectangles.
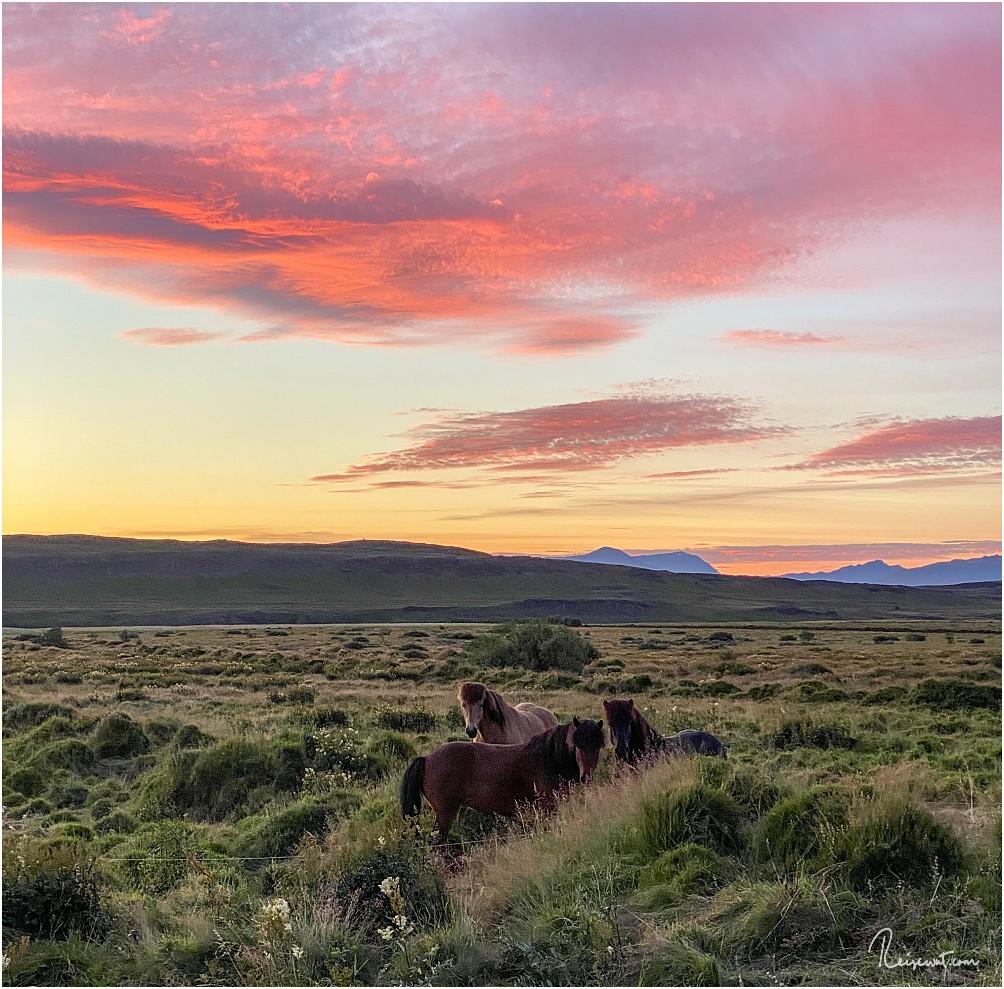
[457,681,557,743]
[400,718,605,844]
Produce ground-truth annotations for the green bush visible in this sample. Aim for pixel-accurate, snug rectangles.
[374,709,438,733]
[633,784,745,860]
[768,721,857,751]
[365,729,417,764]
[3,701,76,732]
[911,678,1001,711]
[144,718,180,747]
[2,850,109,942]
[115,819,199,894]
[635,843,735,907]
[38,626,70,648]
[91,713,150,759]
[29,738,97,774]
[834,798,967,890]
[463,619,599,675]
[861,685,908,705]
[173,723,214,749]
[142,738,306,822]
[4,766,47,798]
[335,841,450,935]
[234,794,359,861]
[755,788,849,871]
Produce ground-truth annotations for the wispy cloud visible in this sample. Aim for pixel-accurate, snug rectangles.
[120,326,225,346]
[310,387,783,482]
[720,329,846,349]
[796,415,1002,476]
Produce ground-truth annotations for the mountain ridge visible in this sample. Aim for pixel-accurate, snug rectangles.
[782,555,1002,586]
[2,534,999,627]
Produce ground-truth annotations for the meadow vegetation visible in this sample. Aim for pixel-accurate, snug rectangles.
[2,619,1001,985]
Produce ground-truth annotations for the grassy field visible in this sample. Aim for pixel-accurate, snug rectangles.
[2,620,1001,986]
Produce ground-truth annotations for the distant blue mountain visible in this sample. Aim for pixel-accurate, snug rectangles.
[782,555,1002,586]
[563,546,719,574]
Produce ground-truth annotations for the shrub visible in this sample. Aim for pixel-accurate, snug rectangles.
[375,710,438,733]
[463,619,599,675]
[716,661,755,676]
[173,723,214,749]
[755,788,850,871]
[633,784,745,860]
[768,721,857,751]
[790,662,832,676]
[861,685,908,705]
[4,701,75,732]
[365,729,418,764]
[834,798,967,890]
[701,680,741,697]
[29,738,97,774]
[4,766,47,798]
[38,626,70,648]
[95,809,137,835]
[873,634,900,643]
[91,712,151,759]
[335,841,449,935]
[116,819,199,894]
[144,738,307,822]
[707,631,734,642]
[744,682,782,701]
[2,845,110,942]
[234,794,359,861]
[310,706,349,728]
[144,718,180,747]
[635,843,735,907]
[911,678,1001,712]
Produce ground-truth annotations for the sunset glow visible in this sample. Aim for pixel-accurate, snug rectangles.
[3,2,1000,575]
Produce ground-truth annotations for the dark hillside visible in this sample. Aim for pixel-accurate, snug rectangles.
[2,535,1000,626]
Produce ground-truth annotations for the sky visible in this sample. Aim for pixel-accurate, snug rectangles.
[2,2,1001,576]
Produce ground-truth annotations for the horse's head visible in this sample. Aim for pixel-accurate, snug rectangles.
[569,716,605,783]
[602,698,636,762]
[458,682,506,739]
[457,681,486,738]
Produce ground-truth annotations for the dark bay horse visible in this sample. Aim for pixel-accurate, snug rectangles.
[401,718,605,843]
[602,698,727,764]
[457,681,558,743]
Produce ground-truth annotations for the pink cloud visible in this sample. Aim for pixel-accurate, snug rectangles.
[798,415,1002,476]
[1,4,999,354]
[309,388,783,482]
[720,329,847,349]
[120,327,225,346]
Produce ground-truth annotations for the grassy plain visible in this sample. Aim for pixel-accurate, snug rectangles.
[2,620,1001,986]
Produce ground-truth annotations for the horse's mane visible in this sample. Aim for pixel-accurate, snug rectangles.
[523,719,604,780]
[522,722,578,779]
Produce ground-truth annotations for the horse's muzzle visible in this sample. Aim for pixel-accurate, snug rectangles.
[465,725,478,739]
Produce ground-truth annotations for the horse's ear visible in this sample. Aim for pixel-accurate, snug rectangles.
[627,699,634,708]
[573,715,580,726]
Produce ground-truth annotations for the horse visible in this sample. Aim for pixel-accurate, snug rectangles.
[400,718,605,844]
[457,681,558,743]
[602,698,727,764]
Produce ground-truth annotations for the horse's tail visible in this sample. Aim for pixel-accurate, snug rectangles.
[400,756,426,819]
